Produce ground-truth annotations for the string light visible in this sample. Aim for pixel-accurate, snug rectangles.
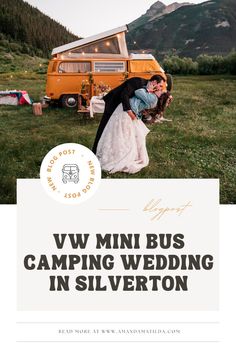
[106,41,110,46]
[95,48,98,52]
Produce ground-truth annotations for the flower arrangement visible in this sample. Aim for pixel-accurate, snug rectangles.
[81,79,90,94]
[95,81,111,96]
[123,71,129,80]
[88,72,94,84]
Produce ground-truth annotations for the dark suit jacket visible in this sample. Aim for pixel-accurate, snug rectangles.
[92,77,148,154]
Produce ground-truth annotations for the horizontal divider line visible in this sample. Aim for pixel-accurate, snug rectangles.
[98,209,130,211]
[16,321,220,324]
[16,341,221,343]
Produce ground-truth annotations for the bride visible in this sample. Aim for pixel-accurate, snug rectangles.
[96,83,163,174]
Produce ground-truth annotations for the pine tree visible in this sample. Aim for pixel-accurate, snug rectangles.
[0,0,79,57]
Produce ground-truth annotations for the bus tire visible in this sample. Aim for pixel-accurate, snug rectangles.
[61,94,78,108]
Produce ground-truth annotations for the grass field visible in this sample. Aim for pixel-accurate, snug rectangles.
[0,73,236,204]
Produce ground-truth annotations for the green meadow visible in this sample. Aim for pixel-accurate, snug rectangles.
[0,73,236,204]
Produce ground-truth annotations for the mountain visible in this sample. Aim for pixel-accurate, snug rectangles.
[129,1,192,31]
[127,0,236,58]
[0,0,79,58]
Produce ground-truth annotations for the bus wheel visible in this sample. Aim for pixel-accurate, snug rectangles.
[61,94,78,108]
[166,74,173,92]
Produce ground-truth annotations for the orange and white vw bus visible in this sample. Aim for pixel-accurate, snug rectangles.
[45,25,172,108]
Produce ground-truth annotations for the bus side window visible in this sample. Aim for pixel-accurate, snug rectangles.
[58,62,91,73]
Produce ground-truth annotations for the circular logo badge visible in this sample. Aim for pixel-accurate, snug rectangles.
[40,143,101,204]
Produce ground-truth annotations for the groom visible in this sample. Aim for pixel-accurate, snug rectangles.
[92,75,165,154]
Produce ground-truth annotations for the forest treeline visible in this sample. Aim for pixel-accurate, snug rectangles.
[162,52,236,75]
[0,0,79,57]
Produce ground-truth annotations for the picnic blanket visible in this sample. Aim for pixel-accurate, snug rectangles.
[0,90,32,105]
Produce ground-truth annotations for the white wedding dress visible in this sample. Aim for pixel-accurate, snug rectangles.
[96,104,150,174]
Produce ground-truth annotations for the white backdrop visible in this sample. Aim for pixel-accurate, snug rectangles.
[0,194,235,352]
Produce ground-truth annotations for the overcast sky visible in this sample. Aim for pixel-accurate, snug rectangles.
[24,0,207,37]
